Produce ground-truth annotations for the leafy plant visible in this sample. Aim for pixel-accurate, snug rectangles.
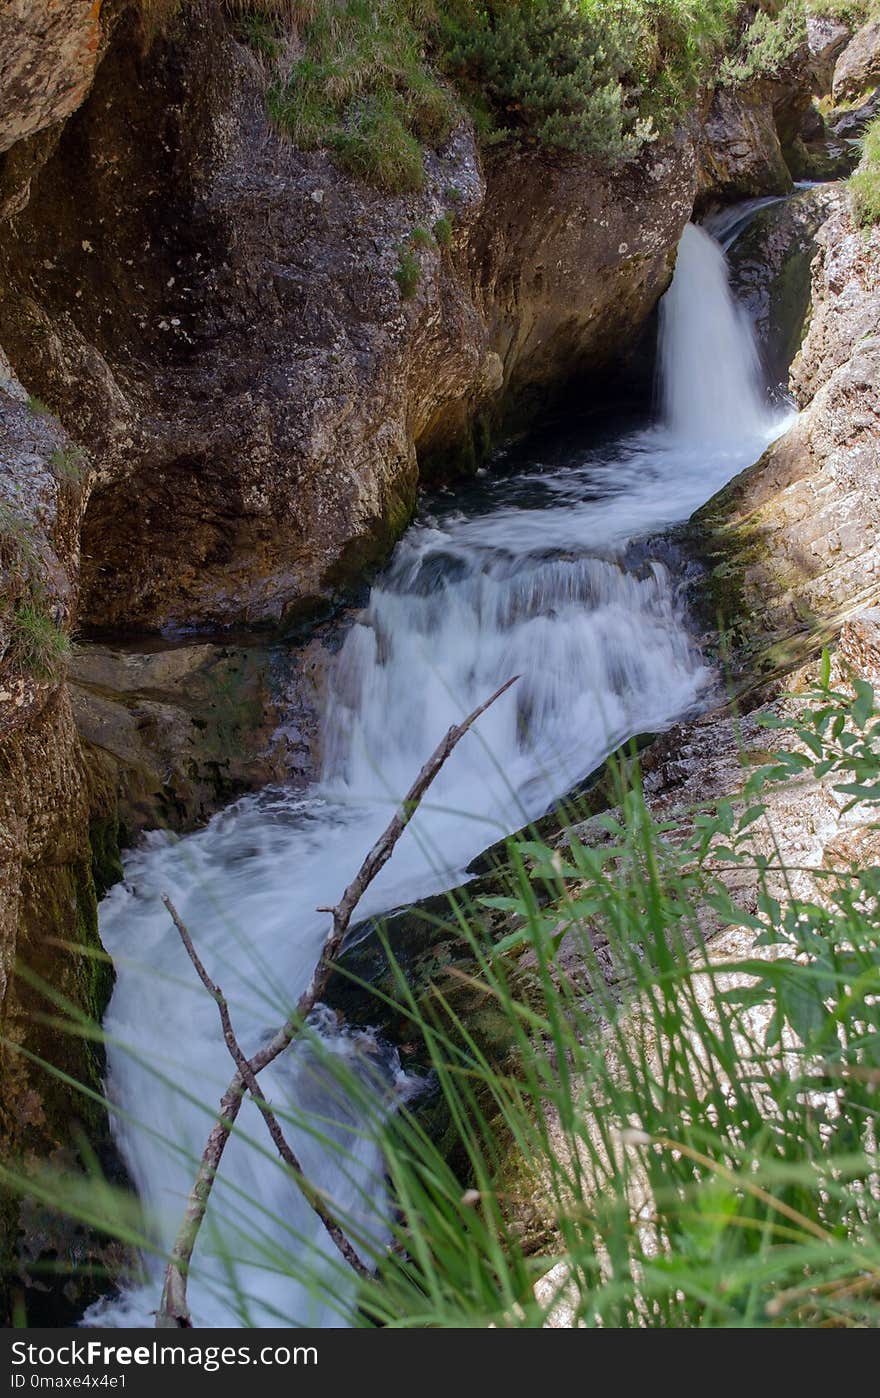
[25,395,52,417]
[394,247,421,299]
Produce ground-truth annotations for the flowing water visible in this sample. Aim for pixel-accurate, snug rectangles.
[89,220,792,1327]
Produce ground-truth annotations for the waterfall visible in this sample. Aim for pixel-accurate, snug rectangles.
[88,214,790,1329]
[658,221,769,444]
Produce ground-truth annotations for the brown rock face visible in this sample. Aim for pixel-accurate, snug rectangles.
[832,18,880,102]
[0,6,698,637]
[0,379,85,735]
[0,357,118,1320]
[807,13,852,92]
[466,138,696,435]
[69,628,333,837]
[693,50,815,206]
[695,88,795,201]
[0,0,104,155]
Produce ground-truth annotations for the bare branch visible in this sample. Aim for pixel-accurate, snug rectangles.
[301,674,520,1016]
[155,675,518,1327]
[163,894,370,1280]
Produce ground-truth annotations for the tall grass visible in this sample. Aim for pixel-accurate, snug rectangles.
[3,668,880,1325]
[851,115,880,225]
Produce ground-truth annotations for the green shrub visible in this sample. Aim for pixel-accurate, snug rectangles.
[433,214,453,246]
[25,395,51,416]
[409,224,434,249]
[394,247,421,298]
[437,0,741,158]
[721,0,808,86]
[145,1,822,177]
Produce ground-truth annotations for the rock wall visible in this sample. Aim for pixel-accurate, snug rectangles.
[691,195,880,678]
[0,364,116,1322]
[0,5,698,637]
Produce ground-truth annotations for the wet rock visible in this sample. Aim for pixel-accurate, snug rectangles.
[790,203,880,404]
[695,87,796,202]
[727,183,842,390]
[830,85,880,138]
[832,18,880,102]
[694,45,816,206]
[69,631,332,837]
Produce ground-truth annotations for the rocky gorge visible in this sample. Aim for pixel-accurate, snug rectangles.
[1,0,880,1327]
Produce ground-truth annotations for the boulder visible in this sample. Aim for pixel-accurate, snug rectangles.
[0,0,105,155]
[832,17,880,102]
[807,13,852,92]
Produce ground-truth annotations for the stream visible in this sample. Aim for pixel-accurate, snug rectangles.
[88,218,794,1327]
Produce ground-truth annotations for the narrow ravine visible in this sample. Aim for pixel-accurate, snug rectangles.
[89,218,793,1328]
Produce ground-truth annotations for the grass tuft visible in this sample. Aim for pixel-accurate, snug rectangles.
[49,446,87,485]
[6,604,70,681]
[433,214,453,246]
[394,247,421,299]
[329,97,426,194]
[851,115,880,225]
[266,0,457,193]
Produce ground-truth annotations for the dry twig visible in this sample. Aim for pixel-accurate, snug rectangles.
[156,675,518,1326]
[162,895,371,1279]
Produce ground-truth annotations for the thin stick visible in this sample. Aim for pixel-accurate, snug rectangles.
[156,675,519,1327]
[163,895,370,1278]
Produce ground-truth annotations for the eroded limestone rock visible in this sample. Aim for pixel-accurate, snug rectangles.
[832,17,880,102]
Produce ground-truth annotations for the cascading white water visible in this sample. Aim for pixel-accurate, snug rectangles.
[658,222,767,443]
[88,220,791,1328]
